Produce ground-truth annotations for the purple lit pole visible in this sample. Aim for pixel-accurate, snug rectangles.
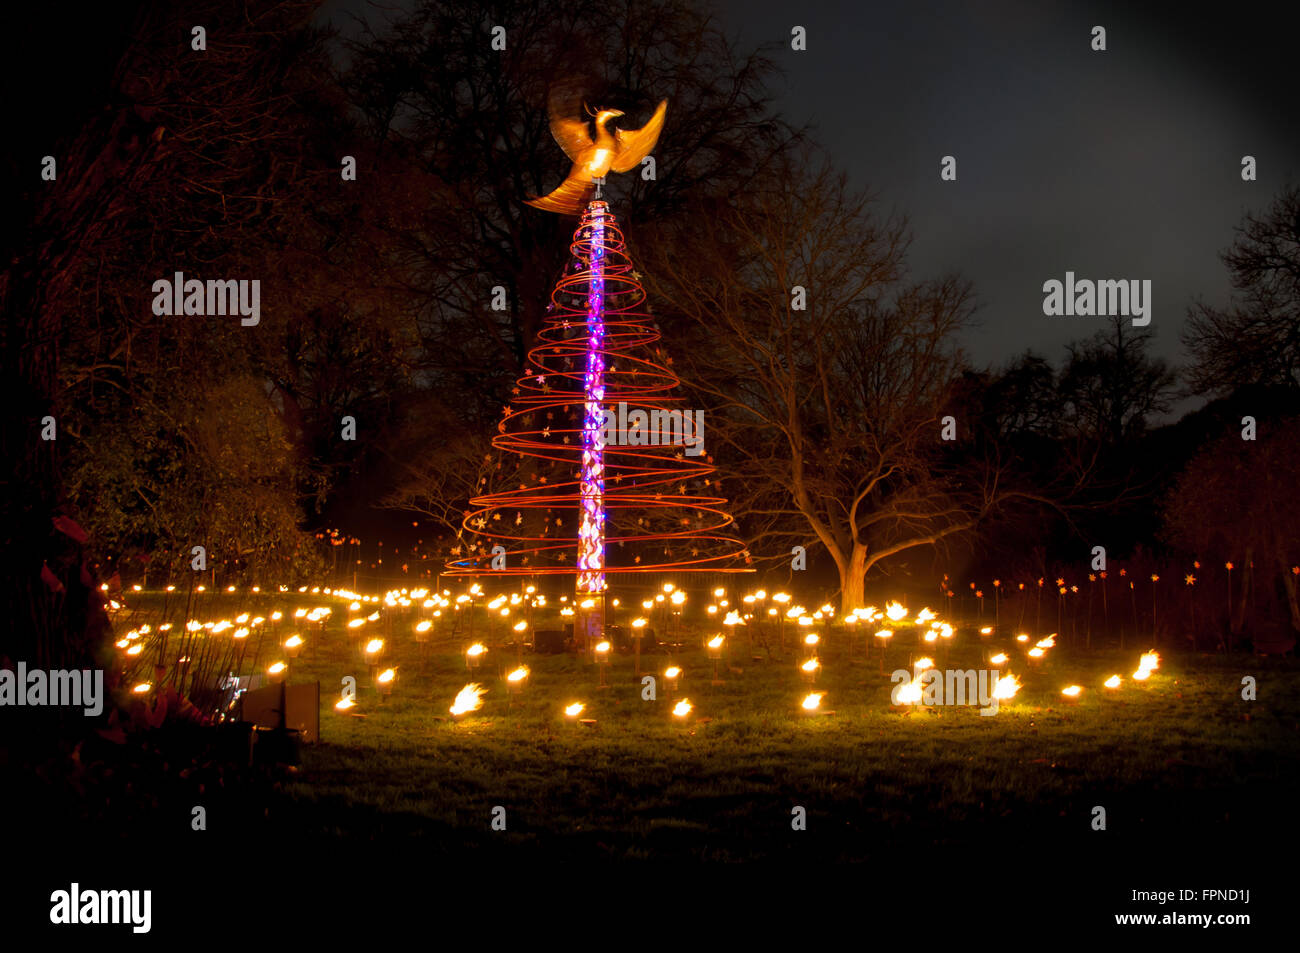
[576,200,607,647]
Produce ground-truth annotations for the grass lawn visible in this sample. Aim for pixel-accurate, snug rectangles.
[140,594,1291,866]
[17,590,1290,936]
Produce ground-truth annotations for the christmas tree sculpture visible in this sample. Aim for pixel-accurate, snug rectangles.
[447,199,751,599]
[447,96,751,644]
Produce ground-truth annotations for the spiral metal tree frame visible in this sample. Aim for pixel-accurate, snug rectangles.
[446,200,751,590]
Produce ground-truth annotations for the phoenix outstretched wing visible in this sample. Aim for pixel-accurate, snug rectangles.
[547,84,592,162]
[523,174,593,215]
[610,99,667,173]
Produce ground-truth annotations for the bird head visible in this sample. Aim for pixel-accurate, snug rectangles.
[594,108,624,127]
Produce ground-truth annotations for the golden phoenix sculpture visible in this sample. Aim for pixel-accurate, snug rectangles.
[525,94,667,215]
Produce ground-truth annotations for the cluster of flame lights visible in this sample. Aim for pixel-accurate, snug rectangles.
[106,582,1165,721]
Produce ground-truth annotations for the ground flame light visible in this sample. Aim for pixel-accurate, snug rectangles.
[450,683,486,717]
[993,673,1022,700]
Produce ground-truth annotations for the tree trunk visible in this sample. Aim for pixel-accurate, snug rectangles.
[1277,547,1300,634]
[1231,547,1252,637]
[839,544,867,615]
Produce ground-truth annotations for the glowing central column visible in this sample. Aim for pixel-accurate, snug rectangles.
[577,201,607,598]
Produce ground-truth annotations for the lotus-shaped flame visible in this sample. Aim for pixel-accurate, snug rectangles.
[802,692,824,710]
[1036,635,1056,648]
[466,643,486,657]
[801,658,820,673]
[335,696,355,711]
[1132,668,1151,681]
[364,638,384,656]
[564,702,584,717]
[990,653,1008,665]
[664,666,681,680]
[1138,651,1160,673]
[450,683,486,716]
[914,608,936,624]
[707,635,724,649]
[897,679,923,704]
[506,666,529,683]
[885,601,908,621]
[415,620,432,633]
[914,657,934,671]
[1028,647,1045,658]
[672,699,693,717]
[1103,675,1121,688]
[1061,685,1082,697]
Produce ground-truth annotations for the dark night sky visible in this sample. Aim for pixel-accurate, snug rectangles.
[319,0,1300,414]
[713,0,1300,384]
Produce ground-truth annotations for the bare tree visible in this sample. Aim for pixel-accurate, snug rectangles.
[1059,316,1178,447]
[644,153,1031,611]
[1,0,330,668]
[1184,185,1300,396]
